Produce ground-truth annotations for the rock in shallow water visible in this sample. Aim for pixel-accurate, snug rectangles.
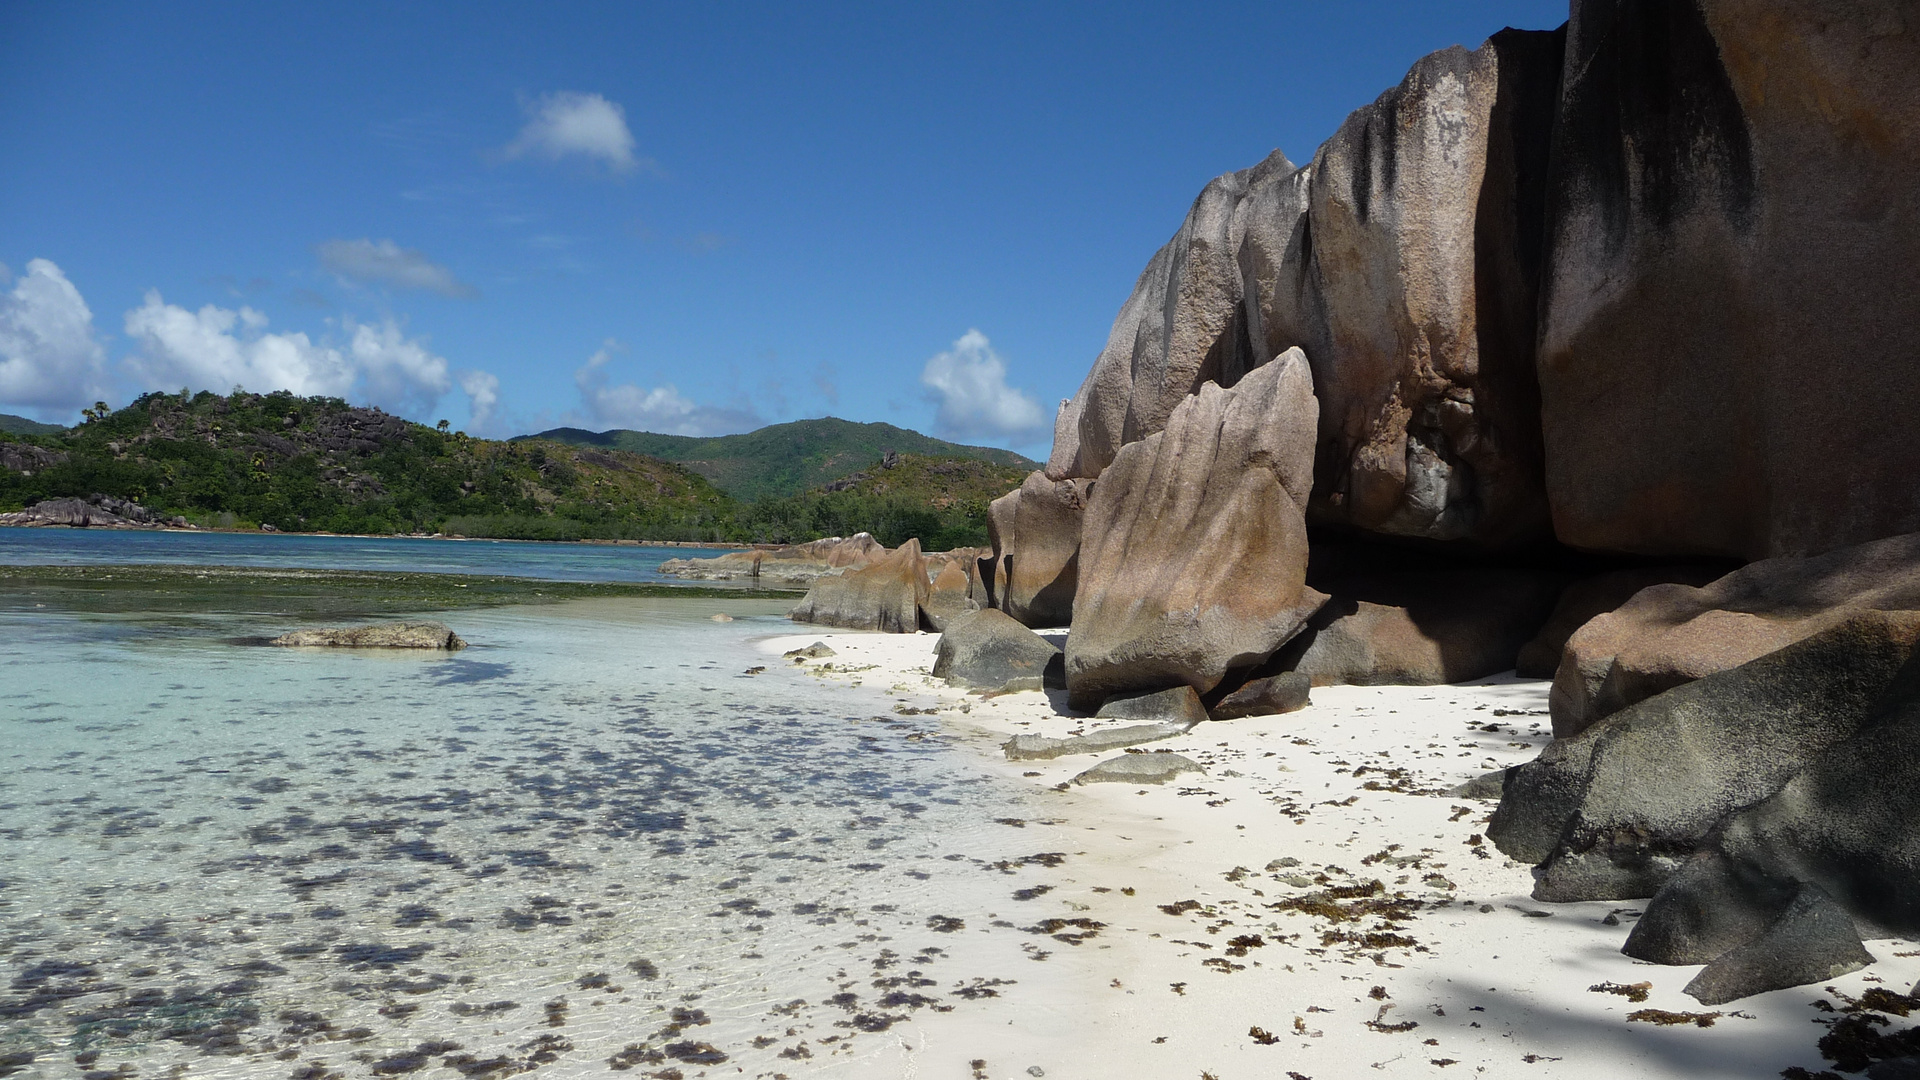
[269,621,467,650]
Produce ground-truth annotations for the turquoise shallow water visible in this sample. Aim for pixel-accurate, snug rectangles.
[0,528,734,584]
[0,590,1068,1078]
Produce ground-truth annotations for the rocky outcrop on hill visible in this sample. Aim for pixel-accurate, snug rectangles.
[661,533,885,583]
[1537,0,1920,560]
[269,621,467,649]
[1066,350,1324,709]
[1551,533,1920,738]
[985,473,1088,628]
[0,443,67,474]
[788,538,928,633]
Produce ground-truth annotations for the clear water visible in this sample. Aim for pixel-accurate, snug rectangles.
[0,529,735,584]
[0,569,1069,1077]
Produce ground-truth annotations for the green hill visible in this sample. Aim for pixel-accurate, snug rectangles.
[735,453,1031,550]
[0,391,734,540]
[0,413,64,436]
[526,417,1036,501]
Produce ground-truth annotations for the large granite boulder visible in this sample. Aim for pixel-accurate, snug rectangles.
[270,621,467,649]
[931,608,1063,691]
[1488,611,1920,900]
[1536,0,1920,560]
[1066,349,1323,709]
[1268,558,1566,686]
[788,538,928,634]
[660,533,886,584]
[1631,635,1920,963]
[919,557,977,633]
[1302,27,1564,546]
[1048,28,1563,551]
[1551,532,1920,738]
[985,472,1088,628]
[1048,149,1316,482]
[1515,565,1730,678]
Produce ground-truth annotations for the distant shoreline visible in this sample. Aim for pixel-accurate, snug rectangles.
[0,521,763,548]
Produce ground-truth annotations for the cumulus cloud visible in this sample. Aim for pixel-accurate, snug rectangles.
[317,238,476,298]
[505,91,644,174]
[572,342,759,436]
[459,369,501,434]
[919,329,1049,444]
[0,258,113,416]
[123,292,452,415]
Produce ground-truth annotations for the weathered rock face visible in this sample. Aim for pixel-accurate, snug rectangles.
[919,558,977,633]
[930,608,1063,691]
[660,533,886,584]
[1050,28,1563,550]
[1304,27,1565,545]
[1515,565,1730,678]
[1489,612,1920,900]
[1537,0,1920,560]
[986,473,1088,628]
[269,621,467,649]
[0,495,187,529]
[1210,672,1312,720]
[1093,685,1210,726]
[0,443,67,474]
[1066,349,1323,709]
[1269,560,1566,686]
[1049,149,1315,483]
[787,538,928,634]
[1551,532,1920,738]
[1072,752,1206,786]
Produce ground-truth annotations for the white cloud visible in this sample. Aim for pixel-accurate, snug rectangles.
[919,329,1049,444]
[505,91,643,174]
[572,341,760,436]
[317,238,476,298]
[0,258,113,415]
[123,292,452,416]
[459,369,501,434]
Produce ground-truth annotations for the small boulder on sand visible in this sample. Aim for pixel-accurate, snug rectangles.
[932,609,1063,691]
[269,621,466,650]
[1211,673,1311,720]
[1073,752,1206,786]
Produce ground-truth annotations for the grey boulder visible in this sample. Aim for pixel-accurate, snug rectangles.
[269,621,467,650]
[1094,685,1209,726]
[931,608,1063,691]
[1681,883,1872,1006]
[1005,723,1190,762]
[1210,672,1311,720]
[1072,752,1206,786]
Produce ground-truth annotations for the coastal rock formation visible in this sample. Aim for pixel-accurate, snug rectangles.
[269,621,467,649]
[788,538,928,634]
[1551,532,1920,738]
[985,473,1087,628]
[930,608,1063,691]
[1489,612,1920,900]
[1072,752,1206,786]
[1211,672,1312,720]
[1536,0,1920,560]
[0,495,189,529]
[1066,350,1323,709]
[1515,565,1729,678]
[1048,150,1315,483]
[1679,883,1873,1006]
[1093,685,1210,726]
[919,558,976,632]
[1270,562,1565,686]
[661,533,885,584]
[1301,27,1564,545]
[1004,723,1191,762]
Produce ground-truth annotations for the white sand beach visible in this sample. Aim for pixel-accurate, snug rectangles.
[759,629,1916,1080]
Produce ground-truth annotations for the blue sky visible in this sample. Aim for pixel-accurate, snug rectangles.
[0,1,1566,453]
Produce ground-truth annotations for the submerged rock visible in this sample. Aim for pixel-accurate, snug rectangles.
[269,621,467,650]
[1072,752,1206,786]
